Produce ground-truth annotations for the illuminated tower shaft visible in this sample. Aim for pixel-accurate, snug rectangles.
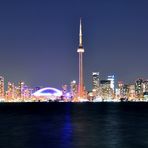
[77,19,85,98]
[78,52,84,97]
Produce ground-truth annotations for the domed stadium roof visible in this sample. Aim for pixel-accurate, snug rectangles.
[33,87,62,97]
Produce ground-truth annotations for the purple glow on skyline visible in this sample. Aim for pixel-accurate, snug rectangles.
[33,87,62,97]
[0,0,148,89]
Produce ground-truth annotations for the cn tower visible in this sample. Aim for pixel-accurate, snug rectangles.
[77,18,85,98]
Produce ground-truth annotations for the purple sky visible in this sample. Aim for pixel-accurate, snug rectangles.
[0,0,148,90]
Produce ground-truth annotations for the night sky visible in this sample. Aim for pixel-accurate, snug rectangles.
[0,0,148,90]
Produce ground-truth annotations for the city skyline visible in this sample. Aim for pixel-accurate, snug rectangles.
[0,0,148,90]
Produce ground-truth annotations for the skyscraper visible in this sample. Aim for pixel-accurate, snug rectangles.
[18,81,25,100]
[77,19,85,99]
[0,76,4,98]
[7,82,15,100]
[128,84,135,100]
[92,72,100,90]
[107,75,115,92]
[135,78,143,98]
[100,80,112,99]
[143,80,148,93]
[92,72,100,97]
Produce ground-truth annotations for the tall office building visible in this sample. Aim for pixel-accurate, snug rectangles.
[7,82,15,100]
[92,72,100,97]
[62,84,67,99]
[107,75,115,92]
[23,85,32,101]
[143,80,148,93]
[143,80,148,100]
[100,80,112,99]
[128,84,135,100]
[122,85,129,99]
[0,76,4,98]
[18,81,25,100]
[92,72,100,90]
[117,81,124,98]
[135,78,143,98]
[77,19,85,99]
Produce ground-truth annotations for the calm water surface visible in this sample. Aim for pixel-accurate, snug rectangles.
[0,103,148,148]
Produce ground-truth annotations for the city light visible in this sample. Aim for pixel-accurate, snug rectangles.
[33,87,62,97]
[0,20,148,103]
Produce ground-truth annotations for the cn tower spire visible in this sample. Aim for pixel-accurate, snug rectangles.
[76,18,85,100]
[79,18,83,47]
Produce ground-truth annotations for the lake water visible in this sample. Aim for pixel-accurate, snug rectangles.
[0,103,148,148]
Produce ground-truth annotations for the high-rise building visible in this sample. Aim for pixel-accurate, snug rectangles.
[143,80,148,93]
[0,76,4,98]
[100,80,112,99]
[92,72,100,90]
[122,84,129,99]
[18,81,25,100]
[77,19,85,99]
[117,81,129,99]
[107,75,115,92]
[117,81,124,98]
[115,88,120,100]
[7,82,15,100]
[62,84,67,99]
[143,81,148,101]
[135,78,143,98]
[128,84,135,100]
[92,72,100,97]
[23,85,33,101]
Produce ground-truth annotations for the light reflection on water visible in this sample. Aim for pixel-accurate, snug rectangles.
[0,103,148,148]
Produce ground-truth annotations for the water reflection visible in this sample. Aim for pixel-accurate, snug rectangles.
[61,113,72,147]
[0,103,148,148]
